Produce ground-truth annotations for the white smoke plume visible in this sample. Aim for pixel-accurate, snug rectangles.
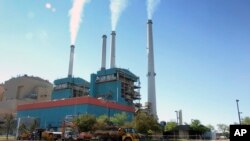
[147,0,160,19]
[110,0,128,31]
[69,0,91,45]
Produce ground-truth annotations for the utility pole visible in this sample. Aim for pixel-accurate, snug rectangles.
[236,99,241,125]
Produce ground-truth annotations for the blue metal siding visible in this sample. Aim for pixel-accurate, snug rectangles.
[90,74,97,97]
[54,77,89,86]
[96,68,138,81]
[95,82,117,96]
[18,104,88,129]
[52,89,72,100]
[17,104,134,130]
[17,67,138,131]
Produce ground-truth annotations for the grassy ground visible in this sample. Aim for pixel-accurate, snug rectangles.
[0,135,15,140]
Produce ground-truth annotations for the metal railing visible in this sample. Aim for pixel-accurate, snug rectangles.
[139,134,228,141]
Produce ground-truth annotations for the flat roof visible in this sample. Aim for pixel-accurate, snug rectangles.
[54,77,89,85]
[96,68,139,81]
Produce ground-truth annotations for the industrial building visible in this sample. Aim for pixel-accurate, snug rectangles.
[0,75,53,116]
[16,18,158,131]
[0,85,4,101]
[17,69,140,130]
[17,30,142,130]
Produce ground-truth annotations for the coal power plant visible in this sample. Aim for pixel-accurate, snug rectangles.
[17,20,157,130]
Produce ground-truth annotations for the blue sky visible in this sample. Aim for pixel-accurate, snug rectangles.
[1,0,250,128]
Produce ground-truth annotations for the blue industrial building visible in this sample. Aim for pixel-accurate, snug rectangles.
[17,68,141,130]
[17,30,143,131]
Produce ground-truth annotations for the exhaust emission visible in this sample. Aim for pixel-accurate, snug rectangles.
[147,0,161,19]
[110,0,128,31]
[69,0,91,44]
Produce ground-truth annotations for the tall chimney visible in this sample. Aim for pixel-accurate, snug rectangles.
[68,45,75,78]
[101,35,107,70]
[147,19,157,118]
[110,31,116,68]
[179,110,183,125]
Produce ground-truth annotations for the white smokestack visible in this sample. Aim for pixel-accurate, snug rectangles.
[110,0,128,30]
[110,31,116,68]
[179,110,183,125]
[147,19,157,118]
[101,35,107,70]
[147,0,161,19]
[68,45,75,78]
[69,0,91,45]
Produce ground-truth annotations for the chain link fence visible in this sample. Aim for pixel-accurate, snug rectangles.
[139,134,229,141]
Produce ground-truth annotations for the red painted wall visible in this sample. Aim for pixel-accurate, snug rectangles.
[17,96,135,112]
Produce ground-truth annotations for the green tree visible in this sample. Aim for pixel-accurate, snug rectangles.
[0,122,3,134]
[123,121,134,128]
[206,124,215,131]
[3,113,15,140]
[132,111,160,134]
[190,119,209,135]
[93,115,109,130]
[217,124,229,137]
[75,114,96,132]
[110,112,128,126]
[190,120,201,131]
[30,119,39,132]
[164,121,177,132]
[242,117,250,125]
[18,123,28,133]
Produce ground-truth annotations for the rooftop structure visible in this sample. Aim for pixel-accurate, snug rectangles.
[90,68,141,106]
[52,77,90,100]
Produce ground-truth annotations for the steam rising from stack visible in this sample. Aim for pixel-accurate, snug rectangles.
[110,0,128,30]
[68,0,91,78]
[147,0,161,19]
[109,0,128,68]
[146,0,160,118]
[69,0,91,45]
